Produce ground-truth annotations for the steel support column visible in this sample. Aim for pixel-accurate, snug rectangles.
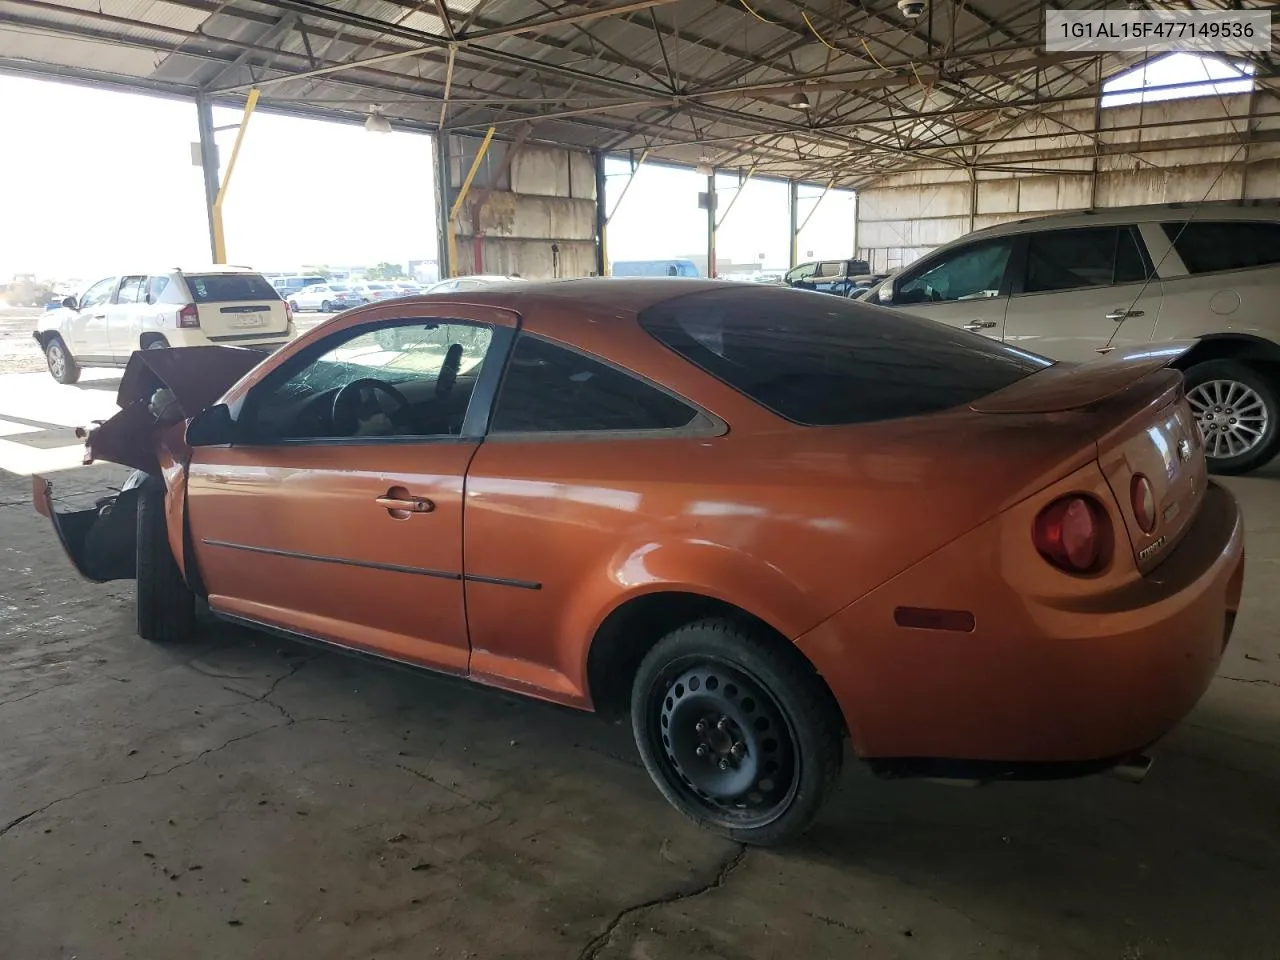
[788,179,798,269]
[195,95,221,263]
[706,169,717,279]
[594,150,608,276]
[435,131,452,279]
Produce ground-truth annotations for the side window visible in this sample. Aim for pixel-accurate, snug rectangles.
[815,261,844,279]
[1162,221,1280,274]
[146,276,170,303]
[1024,227,1125,293]
[896,239,1014,305]
[490,335,699,434]
[786,263,816,283]
[80,278,117,309]
[115,276,146,305]
[1114,228,1149,284]
[245,320,493,443]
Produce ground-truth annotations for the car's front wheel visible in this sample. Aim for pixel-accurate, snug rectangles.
[631,618,844,846]
[44,335,80,384]
[136,480,195,643]
[321,300,332,312]
[1184,359,1280,475]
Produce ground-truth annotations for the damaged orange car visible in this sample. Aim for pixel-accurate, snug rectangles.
[36,280,1244,845]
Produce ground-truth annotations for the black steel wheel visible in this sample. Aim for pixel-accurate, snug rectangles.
[631,618,843,845]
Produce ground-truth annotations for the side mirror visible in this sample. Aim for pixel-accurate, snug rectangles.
[186,403,235,447]
[145,293,154,305]
[62,296,77,310]
[877,280,895,305]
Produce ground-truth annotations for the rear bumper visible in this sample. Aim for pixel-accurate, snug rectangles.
[169,329,295,349]
[797,481,1244,769]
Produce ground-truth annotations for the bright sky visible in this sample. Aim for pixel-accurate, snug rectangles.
[1101,52,1255,107]
[0,73,855,285]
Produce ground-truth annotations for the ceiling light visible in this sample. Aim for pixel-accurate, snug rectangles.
[788,90,811,110]
[365,107,392,134]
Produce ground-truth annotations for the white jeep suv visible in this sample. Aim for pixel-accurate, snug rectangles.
[873,202,1280,474]
[35,266,296,385]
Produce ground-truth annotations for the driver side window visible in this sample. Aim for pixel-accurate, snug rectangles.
[80,277,117,310]
[895,239,1014,305]
[245,320,493,444]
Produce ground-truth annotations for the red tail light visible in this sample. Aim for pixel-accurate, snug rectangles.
[1033,495,1110,574]
[1130,473,1156,533]
[178,303,200,328]
[284,299,293,322]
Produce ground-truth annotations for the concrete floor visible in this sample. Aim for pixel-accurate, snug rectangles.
[1,461,1278,960]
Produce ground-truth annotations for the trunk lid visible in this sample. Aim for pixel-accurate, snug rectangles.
[975,348,1205,573]
[185,273,290,340]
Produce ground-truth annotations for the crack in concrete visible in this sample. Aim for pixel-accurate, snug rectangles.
[395,763,497,812]
[1219,675,1280,688]
[0,681,75,708]
[576,844,746,960]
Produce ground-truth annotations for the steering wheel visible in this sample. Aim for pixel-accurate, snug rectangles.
[331,378,413,436]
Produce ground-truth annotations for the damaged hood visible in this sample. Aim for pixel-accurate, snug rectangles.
[82,346,265,474]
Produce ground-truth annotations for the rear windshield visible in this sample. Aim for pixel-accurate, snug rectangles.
[186,274,281,302]
[639,288,1051,426]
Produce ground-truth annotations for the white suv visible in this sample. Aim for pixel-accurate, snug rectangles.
[35,266,296,385]
[873,203,1280,474]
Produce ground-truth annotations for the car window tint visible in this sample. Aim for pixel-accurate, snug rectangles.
[1114,228,1148,284]
[640,287,1050,426]
[80,278,117,309]
[249,321,493,442]
[896,239,1013,304]
[1162,221,1280,274]
[1024,227,1123,293]
[146,276,170,302]
[815,262,843,279]
[490,335,698,434]
[115,276,145,305]
[187,274,279,302]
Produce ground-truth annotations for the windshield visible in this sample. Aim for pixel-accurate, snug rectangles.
[639,287,1051,426]
[186,274,280,302]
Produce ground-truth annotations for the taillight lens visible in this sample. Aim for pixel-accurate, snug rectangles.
[1033,495,1109,574]
[178,303,200,328]
[283,299,293,321]
[1130,473,1156,533]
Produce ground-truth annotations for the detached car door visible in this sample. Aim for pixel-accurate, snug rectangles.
[1000,225,1161,362]
[882,237,1015,341]
[185,310,516,673]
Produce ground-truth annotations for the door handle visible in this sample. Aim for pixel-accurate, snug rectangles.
[375,489,435,516]
[962,320,997,331]
[1106,309,1144,321]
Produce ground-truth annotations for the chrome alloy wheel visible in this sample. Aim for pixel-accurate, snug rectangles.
[1187,379,1270,461]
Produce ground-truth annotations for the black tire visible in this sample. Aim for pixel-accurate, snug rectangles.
[136,481,195,643]
[44,335,80,384]
[631,618,843,846]
[1183,359,1280,475]
[321,300,331,313]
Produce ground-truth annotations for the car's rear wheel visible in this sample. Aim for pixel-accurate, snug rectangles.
[44,335,80,384]
[1184,359,1280,475]
[630,618,843,846]
[321,300,332,312]
[136,480,195,643]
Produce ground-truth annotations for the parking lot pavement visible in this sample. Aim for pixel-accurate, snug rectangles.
[1,460,1278,959]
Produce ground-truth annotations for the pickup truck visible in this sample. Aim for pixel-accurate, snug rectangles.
[784,259,872,296]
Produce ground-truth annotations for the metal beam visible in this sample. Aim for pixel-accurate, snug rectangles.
[195,95,221,262]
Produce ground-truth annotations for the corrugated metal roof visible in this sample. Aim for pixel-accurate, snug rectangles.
[1,0,1275,185]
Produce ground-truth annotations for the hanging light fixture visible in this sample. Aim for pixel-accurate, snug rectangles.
[788,90,812,110]
[365,106,392,134]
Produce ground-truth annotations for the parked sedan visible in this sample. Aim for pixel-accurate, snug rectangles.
[349,282,401,303]
[287,283,365,313]
[36,280,1242,845]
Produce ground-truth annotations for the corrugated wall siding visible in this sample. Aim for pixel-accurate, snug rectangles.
[448,137,598,280]
[854,84,1280,274]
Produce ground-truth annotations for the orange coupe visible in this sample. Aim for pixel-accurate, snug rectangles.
[36,279,1243,845]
